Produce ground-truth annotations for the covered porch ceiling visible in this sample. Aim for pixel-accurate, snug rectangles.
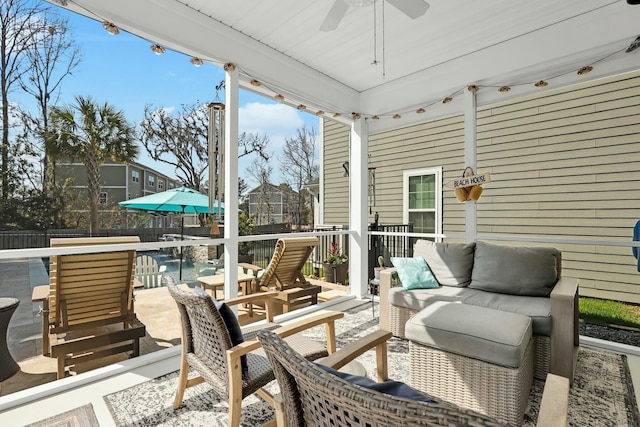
[52,0,640,131]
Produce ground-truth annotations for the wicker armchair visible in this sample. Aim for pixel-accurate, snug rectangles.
[165,277,344,427]
[257,329,570,427]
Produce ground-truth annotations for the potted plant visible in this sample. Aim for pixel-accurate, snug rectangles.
[323,242,348,284]
[238,212,255,264]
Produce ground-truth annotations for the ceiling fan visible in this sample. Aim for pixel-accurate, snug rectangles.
[320,0,429,32]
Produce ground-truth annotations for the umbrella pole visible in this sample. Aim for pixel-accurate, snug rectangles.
[179,206,185,280]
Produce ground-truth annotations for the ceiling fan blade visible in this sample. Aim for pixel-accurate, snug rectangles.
[386,0,429,19]
[320,0,350,32]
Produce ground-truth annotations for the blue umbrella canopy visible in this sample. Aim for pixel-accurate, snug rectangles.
[119,186,227,214]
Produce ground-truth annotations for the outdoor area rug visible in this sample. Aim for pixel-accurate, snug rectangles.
[104,302,640,426]
[24,403,99,427]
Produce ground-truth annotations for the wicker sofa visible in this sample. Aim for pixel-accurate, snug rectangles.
[379,240,579,383]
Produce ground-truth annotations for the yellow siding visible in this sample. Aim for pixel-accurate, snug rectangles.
[477,70,640,303]
[323,69,640,303]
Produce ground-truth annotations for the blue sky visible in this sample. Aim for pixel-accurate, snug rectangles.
[14,6,320,187]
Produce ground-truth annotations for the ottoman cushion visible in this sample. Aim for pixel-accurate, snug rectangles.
[405,301,532,368]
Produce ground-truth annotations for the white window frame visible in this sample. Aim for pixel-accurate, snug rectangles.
[132,170,139,183]
[158,180,164,190]
[402,167,443,240]
[148,175,155,187]
[99,192,108,205]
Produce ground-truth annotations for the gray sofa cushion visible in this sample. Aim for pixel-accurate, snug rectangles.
[469,241,559,297]
[414,240,475,287]
[389,286,472,311]
[406,301,532,368]
[461,289,552,336]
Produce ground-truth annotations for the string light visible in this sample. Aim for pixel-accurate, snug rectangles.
[577,66,593,75]
[534,80,548,89]
[102,21,119,35]
[150,44,166,55]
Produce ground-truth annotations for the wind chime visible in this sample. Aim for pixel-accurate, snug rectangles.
[208,85,225,235]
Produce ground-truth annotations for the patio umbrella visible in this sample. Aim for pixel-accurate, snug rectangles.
[119,187,220,279]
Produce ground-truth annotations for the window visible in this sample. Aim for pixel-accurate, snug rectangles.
[127,193,131,200]
[403,167,442,238]
[148,175,155,187]
[158,180,164,190]
[168,182,175,189]
[132,170,139,183]
[99,192,108,205]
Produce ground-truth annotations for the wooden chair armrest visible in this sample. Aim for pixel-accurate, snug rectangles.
[239,262,262,276]
[379,268,397,331]
[537,373,569,427]
[32,285,49,302]
[224,291,279,307]
[550,276,580,384]
[229,311,345,357]
[319,329,392,382]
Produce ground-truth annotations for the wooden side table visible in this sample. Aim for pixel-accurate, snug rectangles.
[0,297,20,381]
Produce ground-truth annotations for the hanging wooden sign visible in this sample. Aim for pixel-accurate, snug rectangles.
[445,172,491,189]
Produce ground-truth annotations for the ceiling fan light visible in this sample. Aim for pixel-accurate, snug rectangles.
[102,21,119,35]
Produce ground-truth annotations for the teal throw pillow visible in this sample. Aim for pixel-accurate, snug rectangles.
[391,257,439,290]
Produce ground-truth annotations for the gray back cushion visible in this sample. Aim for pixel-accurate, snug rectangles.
[413,240,475,287]
[469,241,560,297]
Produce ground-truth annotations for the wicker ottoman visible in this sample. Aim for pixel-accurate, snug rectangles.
[406,301,533,426]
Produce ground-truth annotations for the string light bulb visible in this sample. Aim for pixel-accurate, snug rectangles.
[371,115,380,120]
[535,80,548,89]
[190,57,204,67]
[577,66,593,76]
[393,114,401,119]
[442,97,453,104]
[297,104,307,110]
[352,112,361,119]
[102,21,119,35]
[467,85,479,93]
[333,113,341,118]
[499,86,511,93]
[274,94,285,101]
[150,44,165,55]
[416,108,426,114]
[250,79,261,87]
[315,110,325,116]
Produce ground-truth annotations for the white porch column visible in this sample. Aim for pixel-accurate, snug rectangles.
[464,88,478,244]
[223,63,240,299]
[349,118,369,298]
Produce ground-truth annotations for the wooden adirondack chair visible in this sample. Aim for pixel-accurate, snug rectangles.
[31,236,146,379]
[135,254,167,288]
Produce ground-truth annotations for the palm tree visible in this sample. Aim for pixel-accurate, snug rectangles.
[48,96,138,236]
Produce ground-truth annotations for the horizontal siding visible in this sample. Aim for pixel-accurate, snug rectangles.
[477,70,640,303]
[323,120,350,226]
